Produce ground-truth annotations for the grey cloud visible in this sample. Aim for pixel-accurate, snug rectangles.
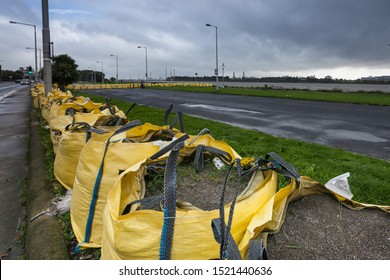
[1,0,390,79]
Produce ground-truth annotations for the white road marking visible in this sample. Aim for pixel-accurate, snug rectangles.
[0,90,17,103]
[180,103,264,115]
[0,84,20,90]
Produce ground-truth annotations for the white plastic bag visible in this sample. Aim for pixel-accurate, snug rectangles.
[325,172,353,200]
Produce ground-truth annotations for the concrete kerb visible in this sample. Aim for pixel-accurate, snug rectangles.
[26,108,69,260]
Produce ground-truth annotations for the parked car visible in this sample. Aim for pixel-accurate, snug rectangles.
[15,79,21,83]
[20,79,30,85]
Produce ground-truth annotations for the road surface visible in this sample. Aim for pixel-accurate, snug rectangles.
[84,88,390,161]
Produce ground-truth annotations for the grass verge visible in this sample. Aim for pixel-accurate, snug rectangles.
[80,91,390,205]
[36,112,101,259]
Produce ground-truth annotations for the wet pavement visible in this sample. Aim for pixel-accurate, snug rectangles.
[0,83,31,259]
[86,88,390,161]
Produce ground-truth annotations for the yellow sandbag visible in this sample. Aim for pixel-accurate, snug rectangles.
[49,100,126,154]
[54,121,182,190]
[40,93,76,122]
[100,145,297,260]
[31,83,44,108]
[54,124,121,190]
[71,125,188,249]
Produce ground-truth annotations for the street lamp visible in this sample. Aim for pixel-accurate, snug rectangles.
[0,59,3,82]
[27,47,42,80]
[206,23,219,90]
[10,20,38,83]
[96,60,104,84]
[110,54,118,83]
[90,65,96,83]
[137,46,148,81]
[222,62,225,84]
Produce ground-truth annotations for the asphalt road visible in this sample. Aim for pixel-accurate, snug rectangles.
[84,88,390,161]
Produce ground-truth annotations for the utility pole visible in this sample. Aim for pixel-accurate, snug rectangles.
[42,0,52,96]
[206,24,219,90]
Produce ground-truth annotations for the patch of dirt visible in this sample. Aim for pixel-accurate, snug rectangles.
[266,194,390,260]
[146,159,251,211]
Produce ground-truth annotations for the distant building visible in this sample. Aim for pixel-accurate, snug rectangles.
[361,75,390,82]
[324,75,332,80]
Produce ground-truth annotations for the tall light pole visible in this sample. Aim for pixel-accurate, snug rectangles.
[10,20,38,83]
[27,47,42,80]
[96,60,104,84]
[222,62,225,85]
[110,54,118,83]
[0,59,3,82]
[137,46,148,81]
[206,23,219,90]
[90,65,96,83]
[42,0,52,96]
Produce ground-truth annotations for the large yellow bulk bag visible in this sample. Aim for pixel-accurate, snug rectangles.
[100,143,295,260]
[49,113,102,154]
[31,84,45,109]
[54,119,182,190]
[71,125,187,250]
[54,123,122,190]
[40,92,75,122]
[49,103,126,154]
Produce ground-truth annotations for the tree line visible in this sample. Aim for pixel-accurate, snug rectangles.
[2,54,389,86]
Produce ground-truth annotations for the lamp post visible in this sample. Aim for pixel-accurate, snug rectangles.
[96,60,104,84]
[110,54,118,83]
[10,20,38,83]
[137,46,148,81]
[206,23,219,90]
[0,59,3,82]
[222,62,225,84]
[27,47,42,80]
[90,65,96,83]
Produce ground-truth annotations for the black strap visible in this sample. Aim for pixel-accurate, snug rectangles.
[188,128,212,145]
[115,117,124,126]
[65,122,91,131]
[99,115,120,126]
[121,194,164,215]
[204,146,232,163]
[193,145,232,172]
[104,97,116,115]
[108,119,142,139]
[164,103,174,125]
[125,102,137,116]
[159,140,186,260]
[264,152,300,183]
[247,239,268,260]
[211,218,242,260]
[215,159,242,260]
[194,145,205,172]
[65,107,76,116]
[88,127,108,135]
[149,134,189,160]
[169,112,185,132]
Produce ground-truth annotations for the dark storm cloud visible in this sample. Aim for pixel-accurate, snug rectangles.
[1,0,390,79]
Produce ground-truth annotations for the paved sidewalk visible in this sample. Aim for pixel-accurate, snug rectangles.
[0,86,68,260]
[0,87,30,259]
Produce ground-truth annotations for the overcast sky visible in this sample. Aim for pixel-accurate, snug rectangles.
[1,0,390,80]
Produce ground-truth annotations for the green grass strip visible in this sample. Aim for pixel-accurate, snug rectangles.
[80,92,390,205]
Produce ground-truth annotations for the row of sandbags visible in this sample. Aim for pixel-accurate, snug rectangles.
[67,82,213,91]
[31,84,389,260]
